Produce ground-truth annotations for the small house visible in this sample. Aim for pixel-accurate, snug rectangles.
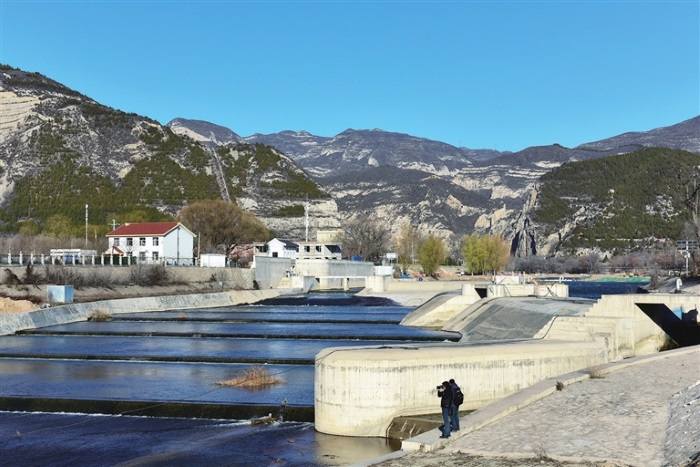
[106,222,196,265]
[266,238,299,259]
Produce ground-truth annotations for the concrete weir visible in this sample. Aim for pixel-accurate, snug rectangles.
[0,288,285,336]
[314,282,700,438]
[315,339,606,437]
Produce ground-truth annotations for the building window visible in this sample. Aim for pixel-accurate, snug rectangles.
[140,237,146,246]
[114,238,120,246]
[152,252,159,261]
[153,237,159,246]
[126,238,133,247]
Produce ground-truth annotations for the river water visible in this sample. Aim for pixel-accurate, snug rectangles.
[0,282,645,467]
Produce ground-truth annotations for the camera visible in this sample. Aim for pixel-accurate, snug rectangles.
[436,385,443,389]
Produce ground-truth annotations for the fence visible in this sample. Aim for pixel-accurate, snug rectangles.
[1,252,197,267]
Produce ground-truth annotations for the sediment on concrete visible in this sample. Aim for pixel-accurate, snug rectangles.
[0,288,288,336]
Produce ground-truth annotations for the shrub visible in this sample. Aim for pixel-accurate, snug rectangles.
[129,264,171,286]
[217,366,284,388]
[84,268,118,288]
[2,268,22,286]
[43,265,80,286]
[23,263,42,285]
[88,308,111,321]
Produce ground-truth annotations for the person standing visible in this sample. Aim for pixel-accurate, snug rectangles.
[437,381,453,438]
[449,378,462,431]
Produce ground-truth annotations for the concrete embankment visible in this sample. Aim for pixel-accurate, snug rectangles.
[315,339,608,437]
[374,345,700,467]
[357,280,467,307]
[317,280,699,440]
[0,288,286,336]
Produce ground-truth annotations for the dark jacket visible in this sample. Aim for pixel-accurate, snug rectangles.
[438,384,453,408]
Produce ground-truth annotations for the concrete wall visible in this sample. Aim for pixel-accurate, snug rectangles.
[0,289,282,336]
[254,256,293,289]
[295,259,375,290]
[314,289,699,437]
[381,280,466,294]
[400,291,473,328]
[365,276,391,292]
[585,294,700,355]
[315,339,607,437]
[295,259,374,277]
[540,315,635,360]
[1,265,255,290]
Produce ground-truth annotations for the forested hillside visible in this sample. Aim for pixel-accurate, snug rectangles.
[534,148,700,254]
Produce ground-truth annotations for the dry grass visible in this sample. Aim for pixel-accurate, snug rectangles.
[218,366,284,388]
[88,308,112,321]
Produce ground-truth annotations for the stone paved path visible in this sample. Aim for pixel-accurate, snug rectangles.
[370,348,699,467]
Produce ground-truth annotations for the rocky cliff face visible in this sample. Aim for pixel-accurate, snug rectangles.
[0,66,339,239]
[0,68,153,201]
[3,65,698,256]
[241,118,700,256]
[168,118,243,148]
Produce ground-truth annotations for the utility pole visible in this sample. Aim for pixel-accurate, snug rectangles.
[85,204,89,248]
[304,199,310,242]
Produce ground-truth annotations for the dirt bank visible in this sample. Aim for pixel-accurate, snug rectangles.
[0,296,40,314]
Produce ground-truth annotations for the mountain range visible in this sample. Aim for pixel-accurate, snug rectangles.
[1,64,699,257]
[169,115,700,256]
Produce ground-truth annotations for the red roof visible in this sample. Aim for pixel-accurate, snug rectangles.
[107,222,182,237]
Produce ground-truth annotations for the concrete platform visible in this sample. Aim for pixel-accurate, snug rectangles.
[366,345,700,467]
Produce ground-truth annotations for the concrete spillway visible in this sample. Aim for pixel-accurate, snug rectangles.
[315,285,700,438]
[447,297,595,341]
[0,292,455,423]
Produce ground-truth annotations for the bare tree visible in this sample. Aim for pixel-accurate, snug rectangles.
[392,223,422,273]
[341,214,391,263]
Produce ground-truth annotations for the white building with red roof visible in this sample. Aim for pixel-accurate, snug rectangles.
[105,222,196,265]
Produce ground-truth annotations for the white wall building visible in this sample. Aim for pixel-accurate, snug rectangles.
[266,238,299,259]
[297,241,342,260]
[106,222,196,265]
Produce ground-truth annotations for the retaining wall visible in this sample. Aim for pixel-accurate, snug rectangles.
[315,289,699,437]
[1,265,255,290]
[315,339,607,437]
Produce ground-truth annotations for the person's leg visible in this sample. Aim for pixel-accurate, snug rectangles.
[441,406,451,437]
[450,403,460,431]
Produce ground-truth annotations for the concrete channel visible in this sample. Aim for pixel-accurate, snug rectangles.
[0,290,458,425]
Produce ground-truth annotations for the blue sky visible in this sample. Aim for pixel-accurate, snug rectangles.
[1,1,698,152]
